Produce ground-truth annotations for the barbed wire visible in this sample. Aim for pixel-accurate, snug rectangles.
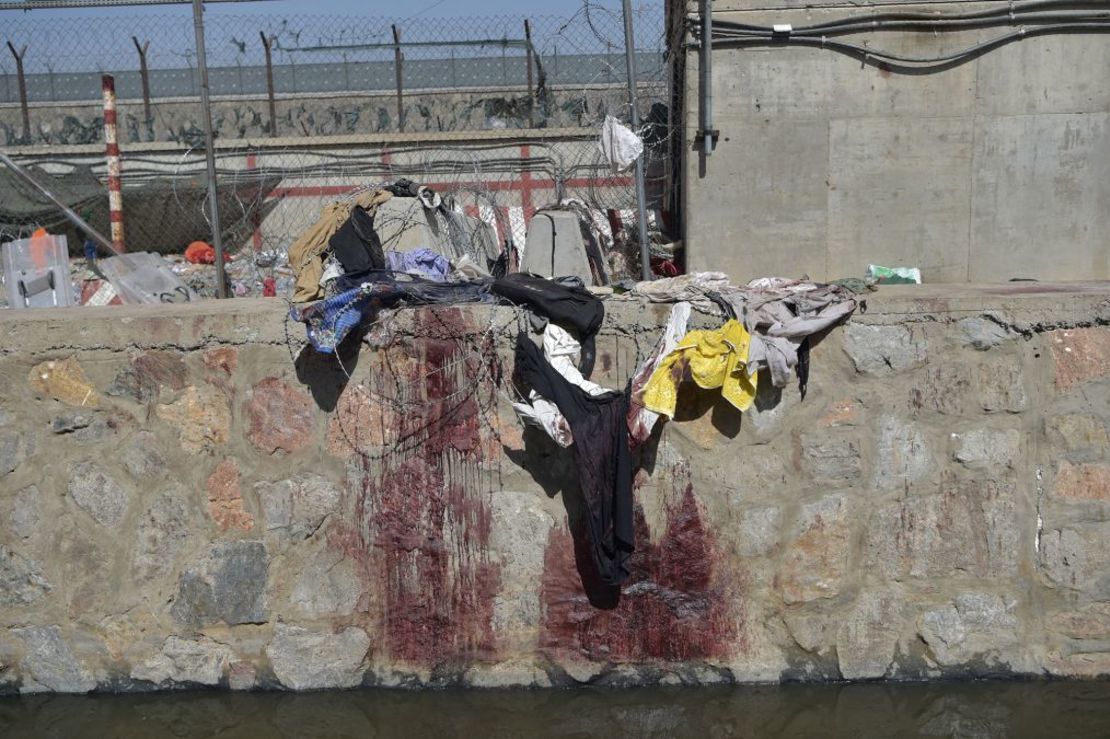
[1,2,675,297]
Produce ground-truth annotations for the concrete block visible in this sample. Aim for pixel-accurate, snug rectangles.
[1040,524,1110,594]
[1053,461,1110,503]
[521,210,596,283]
[918,593,1019,666]
[776,494,852,604]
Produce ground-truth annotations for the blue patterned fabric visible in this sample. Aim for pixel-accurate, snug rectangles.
[289,274,495,353]
[386,248,451,282]
[288,284,382,354]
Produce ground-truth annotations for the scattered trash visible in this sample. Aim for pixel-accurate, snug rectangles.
[868,264,921,284]
[830,277,877,294]
[1,233,75,309]
[97,252,199,304]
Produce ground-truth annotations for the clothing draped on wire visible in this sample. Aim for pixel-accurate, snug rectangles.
[720,280,858,389]
[329,205,386,274]
[289,272,493,353]
[491,272,605,376]
[627,301,691,445]
[511,323,610,447]
[386,248,451,282]
[640,319,758,419]
[514,333,633,586]
[626,272,858,391]
[288,189,393,303]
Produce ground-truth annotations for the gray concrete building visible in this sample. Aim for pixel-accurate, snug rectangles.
[675,0,1110,282]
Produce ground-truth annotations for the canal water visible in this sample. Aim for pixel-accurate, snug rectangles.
[1,680,1109,738]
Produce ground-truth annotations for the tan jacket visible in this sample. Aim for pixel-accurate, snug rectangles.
[288,189,393,303]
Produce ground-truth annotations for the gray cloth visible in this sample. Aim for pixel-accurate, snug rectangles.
[721,284,857,388]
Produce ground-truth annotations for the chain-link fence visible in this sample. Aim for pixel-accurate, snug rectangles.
[1,2,675,296]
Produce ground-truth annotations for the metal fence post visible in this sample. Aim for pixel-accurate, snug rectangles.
[191,0,228,298]
[524,19,535,128]
[260,32,277,136]
[392,24,404,132]
[132,37,154,141]
[102,74,126,252]
[621,0,652,281]
[5,42,30,144]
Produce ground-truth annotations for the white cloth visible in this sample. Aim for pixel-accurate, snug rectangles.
[627,302,692,444]
[542,323,609,397]
[450,254,490,281]
[597,115,643,173]
[512,391,573,447]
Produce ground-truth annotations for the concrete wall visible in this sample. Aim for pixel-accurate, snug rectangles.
[1,284,1109,693]
[680,1,1110,283]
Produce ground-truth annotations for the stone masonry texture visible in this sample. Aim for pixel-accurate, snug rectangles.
[0,284,1108,693]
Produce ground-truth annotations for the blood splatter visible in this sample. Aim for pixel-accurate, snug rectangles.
[331,307,501,669]
[540,473,741,663]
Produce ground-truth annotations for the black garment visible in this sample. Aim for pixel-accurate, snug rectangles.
[332,269,494,305]
[515,333,633,585]
[490,250,509,279]
[384,178,421,198]
[493,273,605,376]
[329,206,385,274]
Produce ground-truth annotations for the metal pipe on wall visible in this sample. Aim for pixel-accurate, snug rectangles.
[698,0,715,156]
[191,0,228,298]
[621,0,652,282]
[524,19,535,128]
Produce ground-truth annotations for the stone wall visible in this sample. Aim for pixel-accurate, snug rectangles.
[1,283,1109,693]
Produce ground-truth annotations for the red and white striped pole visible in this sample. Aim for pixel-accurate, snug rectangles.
[101,74,126,252]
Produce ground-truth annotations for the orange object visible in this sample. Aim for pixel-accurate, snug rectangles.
[29,227,51,269]
[185,240,227,265]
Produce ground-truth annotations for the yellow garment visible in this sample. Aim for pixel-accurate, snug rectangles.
[288,189,393,303]
[641,319,757,417]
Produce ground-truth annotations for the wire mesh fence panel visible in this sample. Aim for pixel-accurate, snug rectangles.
[1,2,675,294]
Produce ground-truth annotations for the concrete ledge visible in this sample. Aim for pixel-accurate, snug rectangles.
[2,282,1107,354]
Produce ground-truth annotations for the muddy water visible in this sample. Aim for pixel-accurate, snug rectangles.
[2,680,1109,738]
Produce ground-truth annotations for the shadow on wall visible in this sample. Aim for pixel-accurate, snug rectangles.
[294,328,366,413]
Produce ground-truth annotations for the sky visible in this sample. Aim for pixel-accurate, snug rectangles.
[3,0,607,19]
[1,1,664,73]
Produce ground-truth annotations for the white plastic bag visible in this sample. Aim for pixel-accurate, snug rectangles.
[597,115,643,173]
